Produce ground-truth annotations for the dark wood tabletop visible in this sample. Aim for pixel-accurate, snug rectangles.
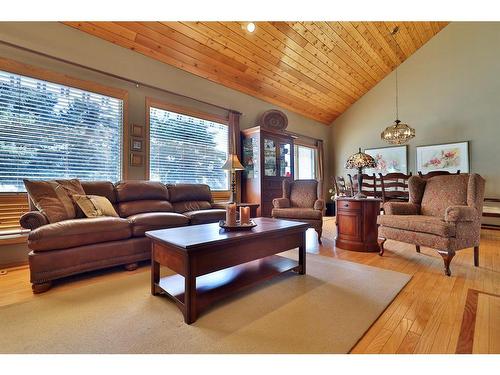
[146,217,309,250]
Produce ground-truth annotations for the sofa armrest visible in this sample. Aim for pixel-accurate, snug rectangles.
[211,201,229,209]
[272,198,290,208]
[383,202,420,215]
[445,205,478,222]
[20,211,49,230]
[314,199,325,211]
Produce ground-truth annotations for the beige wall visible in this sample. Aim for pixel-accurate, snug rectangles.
[331,22,500,198]
[0,22,331,266]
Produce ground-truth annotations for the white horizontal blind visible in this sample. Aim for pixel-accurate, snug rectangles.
[149,107,229,190]
[0,70,123,192]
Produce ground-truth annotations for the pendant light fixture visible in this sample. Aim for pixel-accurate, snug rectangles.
[381,26,415,145]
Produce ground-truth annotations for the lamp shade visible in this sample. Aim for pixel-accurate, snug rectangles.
[345,148,377,169]
[381,120,415,145]
[222,154,245,171]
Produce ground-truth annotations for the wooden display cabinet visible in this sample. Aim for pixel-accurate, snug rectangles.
[241,126,295,217]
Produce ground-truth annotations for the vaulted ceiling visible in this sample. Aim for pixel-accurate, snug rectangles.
[64,22,448,125]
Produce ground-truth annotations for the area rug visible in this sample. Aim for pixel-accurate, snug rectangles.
[0,252,410,353]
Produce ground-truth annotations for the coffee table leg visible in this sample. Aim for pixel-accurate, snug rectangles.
[184,273,197,324]
[151,258,160,295]
[298,231,306,275]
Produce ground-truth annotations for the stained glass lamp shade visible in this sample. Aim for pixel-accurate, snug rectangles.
[345,148,377,199]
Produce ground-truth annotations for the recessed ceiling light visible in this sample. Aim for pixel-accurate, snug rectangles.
[246,22,256,33]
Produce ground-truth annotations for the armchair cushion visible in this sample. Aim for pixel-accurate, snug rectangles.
[445,205,478,222]
[383,202,420,215]
[313,199,325,211]
[289,180,318,208]
[377,215,456,238]
[272,198,290,209]
[272,207,322,220]
[420,175,469,217]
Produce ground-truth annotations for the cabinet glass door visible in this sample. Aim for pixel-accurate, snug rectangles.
[279,143,292,177]
[264,138,277,176]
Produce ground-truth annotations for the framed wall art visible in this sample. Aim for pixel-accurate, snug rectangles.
[416,141,469,174]
[130,137,143,152]
[130,123,144,138]
[364,145,408,175]
[130,153,144,167]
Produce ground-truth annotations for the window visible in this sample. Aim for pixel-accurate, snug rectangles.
[148,103,229,190]
[294,144,317,180]
[0,69,123,192]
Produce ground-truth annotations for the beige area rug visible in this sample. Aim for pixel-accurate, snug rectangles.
[0,252,410,353]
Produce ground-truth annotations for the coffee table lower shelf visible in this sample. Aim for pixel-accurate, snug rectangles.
[154,255,299,321]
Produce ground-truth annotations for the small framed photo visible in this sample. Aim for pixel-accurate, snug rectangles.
[130,153,143,167]
[130,137,143,152]
[131,124,144,138]
[416,141,470,174]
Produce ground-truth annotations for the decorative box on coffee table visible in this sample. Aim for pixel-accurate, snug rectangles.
[334,197,381,252]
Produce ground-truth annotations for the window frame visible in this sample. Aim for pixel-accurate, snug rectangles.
[0,56,129,237]
[294,142,318,180]
[145,98,231,200]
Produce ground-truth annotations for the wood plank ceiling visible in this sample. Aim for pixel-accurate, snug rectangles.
[63,22,448,125]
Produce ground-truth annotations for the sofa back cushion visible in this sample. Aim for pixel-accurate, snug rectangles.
[421,174,469,217]
[24,179,85,223]
[115,180,173,217]
[81,181,117,204]
[167,184,213,213]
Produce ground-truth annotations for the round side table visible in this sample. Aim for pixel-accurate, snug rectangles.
[334,197,381,252]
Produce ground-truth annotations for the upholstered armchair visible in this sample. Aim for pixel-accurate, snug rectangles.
[271,179,325,243]
[377,174,485,276]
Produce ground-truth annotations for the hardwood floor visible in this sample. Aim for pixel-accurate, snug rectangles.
[0,216,498,353]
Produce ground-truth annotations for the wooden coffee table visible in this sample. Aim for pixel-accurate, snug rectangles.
[146,217,308,324]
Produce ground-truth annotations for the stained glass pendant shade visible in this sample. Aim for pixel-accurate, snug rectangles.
[381,26,415,145]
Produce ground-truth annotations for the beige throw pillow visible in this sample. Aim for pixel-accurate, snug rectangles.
[72,195,119,218]
[23,179,85,223]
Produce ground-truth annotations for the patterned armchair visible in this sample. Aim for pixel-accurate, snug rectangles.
[272,179,325,243]
[377,174,485,276]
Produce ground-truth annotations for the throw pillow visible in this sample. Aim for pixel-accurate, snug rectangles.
[23,179,85,223]
[72,195,119,218]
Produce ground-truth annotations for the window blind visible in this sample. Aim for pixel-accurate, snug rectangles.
[149,107,229,190]
[0,69,123,193]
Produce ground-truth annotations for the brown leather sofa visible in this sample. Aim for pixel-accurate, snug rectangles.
[20,180,226,293]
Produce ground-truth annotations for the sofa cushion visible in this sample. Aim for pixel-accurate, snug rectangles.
[28,217,131,252]
[183,209,226,225]
[24,179,85,223]
[81,181,117,203]
[118,200,174,217]
[377,215,456,237]
[173,201,212,214]
[115,180,169,202]
[420,175,469,217]
[168,184,212,203]
[73,194,119,218]
[271,207,322,220]
[127,212,189,237]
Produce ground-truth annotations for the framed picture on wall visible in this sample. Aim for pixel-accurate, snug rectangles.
[130,124,144,138]
[364,145,408,175]
[130,137,143,152]
[416,141,470,174]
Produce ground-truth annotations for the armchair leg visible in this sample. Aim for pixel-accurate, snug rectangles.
[437,250,455,276]
[474,246,479,267]
[416,245,420,253]
[316,228,322,244]
[378,238,386,256]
